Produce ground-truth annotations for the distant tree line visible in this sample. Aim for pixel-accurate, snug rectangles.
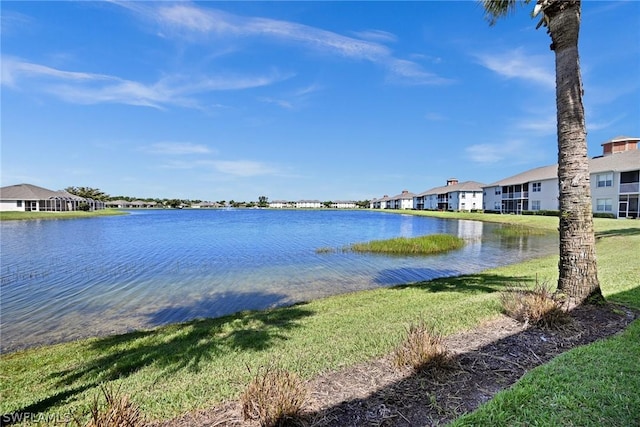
[64,188,370,209]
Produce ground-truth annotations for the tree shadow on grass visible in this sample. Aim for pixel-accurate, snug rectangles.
[390,272,536,295]
[303,304,637,427]
[1,291,314,424]
[608,284,640,312]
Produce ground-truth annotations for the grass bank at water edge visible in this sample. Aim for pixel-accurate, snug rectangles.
[0,215,638,425]
[0,209,127,221]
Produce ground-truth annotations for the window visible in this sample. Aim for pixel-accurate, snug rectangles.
[495,188,501,195]
[461,193,466,199]
[531,200,541,211]
[596,198,612,212]
[461,202,466,208]
[596,173,613,188]
[16,200,22,207]
[532,182,541,192]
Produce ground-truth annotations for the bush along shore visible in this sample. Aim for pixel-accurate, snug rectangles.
[0,213,638,426]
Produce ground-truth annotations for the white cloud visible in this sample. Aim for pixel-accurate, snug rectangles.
[144,142,214,155]
[475,48,555,88]
[212,160,279,177]
[351,29,398,43]
[119,2,448,86]
[516,114,556,135]
[466,139,543,165]
[1,56,288,109]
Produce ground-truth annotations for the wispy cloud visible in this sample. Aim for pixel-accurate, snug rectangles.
[120,2,450,86]
[212,160,279,177]
[516,114,556,135]
[1,55,288,109]
[351,29,398,43]
[143,142,214,155]
[466,139,545,165]
[155,157,282,178]
[475,48,554,88]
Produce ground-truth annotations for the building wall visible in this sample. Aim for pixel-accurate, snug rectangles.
[529,179,559,211]
[0,200,25,212]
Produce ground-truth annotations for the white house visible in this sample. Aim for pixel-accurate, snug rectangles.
[370,195,391,209]
[414,179,485,212]
[332,200,357,209]
[295,200,322,209]
[482,136,639,218]
[388,190,415,210]
[0,183,105,212]
[269,200,292,209]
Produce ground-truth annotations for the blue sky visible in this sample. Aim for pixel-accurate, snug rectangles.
[2,1,639,202]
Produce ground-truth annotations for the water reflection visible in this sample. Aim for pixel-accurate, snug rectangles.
[0,210,556,353]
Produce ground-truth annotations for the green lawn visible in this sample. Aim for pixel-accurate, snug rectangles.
[0,209,127,221]
[1,213,638,425]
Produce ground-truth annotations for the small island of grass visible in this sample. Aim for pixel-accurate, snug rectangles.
[348,234,465,255]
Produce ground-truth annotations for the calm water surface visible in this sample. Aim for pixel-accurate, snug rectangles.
[0,209,556,352]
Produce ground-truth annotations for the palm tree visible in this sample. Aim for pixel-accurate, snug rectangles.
[482,0,602,306]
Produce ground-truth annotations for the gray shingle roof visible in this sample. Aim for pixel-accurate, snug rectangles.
[484,149,640,187]
[0,183,63,200]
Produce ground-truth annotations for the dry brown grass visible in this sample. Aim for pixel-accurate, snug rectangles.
[393,318,452,373]
[241,365,308,427]
[501,281,571,329]
[79,385,146,427]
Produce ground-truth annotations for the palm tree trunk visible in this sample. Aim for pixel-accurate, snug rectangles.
[547,0,602,306]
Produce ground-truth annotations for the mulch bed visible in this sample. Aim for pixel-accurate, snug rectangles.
[153,303,637,427]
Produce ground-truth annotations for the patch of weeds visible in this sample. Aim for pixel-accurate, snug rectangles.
[501,281,571,329]
[314,247,336,254]
[493,224,548,237]
[393,318,453,374]
[241,364,308,427]
[74,384,146,427]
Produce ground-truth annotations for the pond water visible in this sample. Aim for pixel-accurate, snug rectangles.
[0,209,556,353]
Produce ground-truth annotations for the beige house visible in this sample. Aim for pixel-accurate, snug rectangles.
[0,183,105,212]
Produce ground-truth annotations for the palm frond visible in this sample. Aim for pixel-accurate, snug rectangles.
[481,0,532,26]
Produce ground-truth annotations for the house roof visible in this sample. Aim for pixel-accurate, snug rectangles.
[590,148,640,173]
[602,135,640,145]
[417,181,486,197]
[0,183,65,200]
[390,190,415,200]
[484,148,640,187]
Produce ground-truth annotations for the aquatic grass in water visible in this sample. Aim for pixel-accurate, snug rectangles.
[493,225,549,237]
[348,234,465,255]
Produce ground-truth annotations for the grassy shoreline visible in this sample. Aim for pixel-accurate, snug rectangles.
[1,213,638,425]
[0,209,128,221]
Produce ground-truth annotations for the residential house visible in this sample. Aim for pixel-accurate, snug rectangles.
[332,200,357,209]
[414,179,485,212]
[105,200,159,208]
[370,195,391,209]
[482,136,639,218]
[192,201,220,208]
[0,183,105,212]
[388,190,415,210]
[295,200,322,209]
[269,200,293,209]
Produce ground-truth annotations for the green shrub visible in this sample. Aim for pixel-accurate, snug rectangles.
[593,212,616,219]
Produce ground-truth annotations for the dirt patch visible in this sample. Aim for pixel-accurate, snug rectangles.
[153,303,637,427]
